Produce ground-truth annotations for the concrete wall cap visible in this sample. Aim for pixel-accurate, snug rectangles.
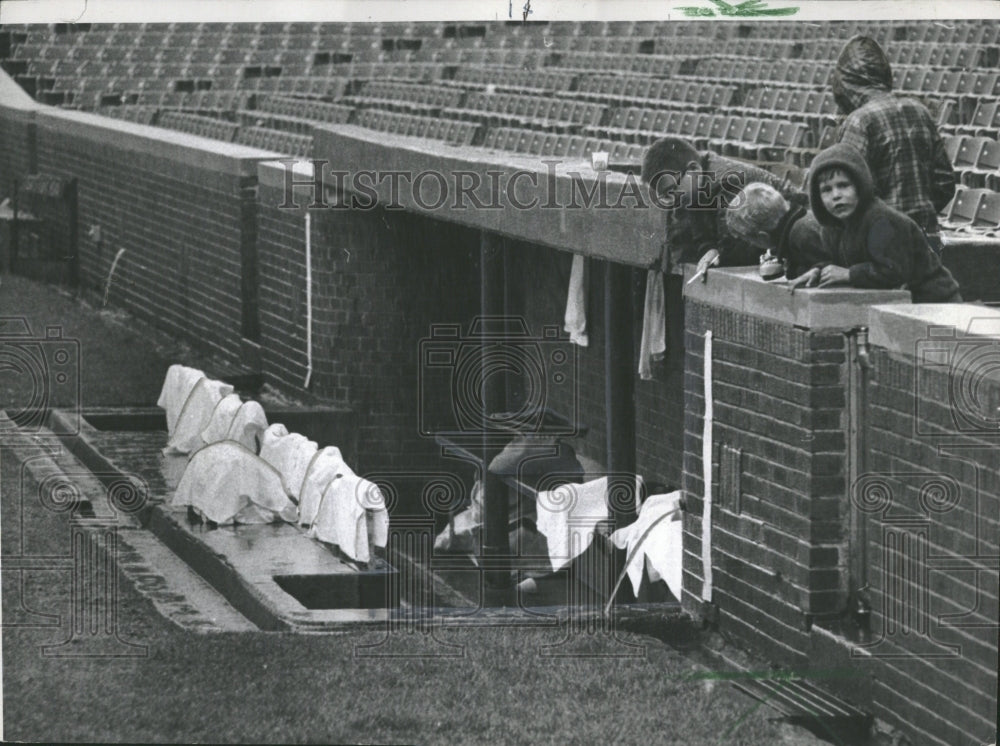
[683,266,910,331]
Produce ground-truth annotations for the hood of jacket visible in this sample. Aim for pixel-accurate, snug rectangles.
[831,35,893,114]
[808,143,877,227]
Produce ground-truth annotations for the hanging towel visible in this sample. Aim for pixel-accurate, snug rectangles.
[536,476,610,571]
[226,400,268,453]
[164,378,235,455]
[638,269,667,380]
[156,364,205,436]
[609,491,683,600]
[259,423,319,499]
[563,253,589,347]
[170,441,297,525]
[307,470,389,563]
[198,393,243,447]
[297,446,349,527]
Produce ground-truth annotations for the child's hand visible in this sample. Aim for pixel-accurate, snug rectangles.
[696,249,720,275]
[788,267,821,292]
[818,265,850,287]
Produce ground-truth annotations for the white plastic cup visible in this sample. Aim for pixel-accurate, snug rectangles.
[591,151,609,171]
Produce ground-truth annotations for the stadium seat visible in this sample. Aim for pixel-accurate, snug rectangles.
[978,191,1000,230]
[958,101,1000,138]
[973,140,1000,190]
[944,187,988,227]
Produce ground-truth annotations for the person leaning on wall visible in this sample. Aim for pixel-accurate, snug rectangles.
[640,136,808,277]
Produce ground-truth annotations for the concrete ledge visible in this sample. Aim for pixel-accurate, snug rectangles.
[296,125,662,267]
[0,69,40,110]
[35,106,283,178]
[868,303,1000,386]
[684,266,910,331]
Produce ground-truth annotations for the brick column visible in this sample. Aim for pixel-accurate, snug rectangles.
[680,267,908,666]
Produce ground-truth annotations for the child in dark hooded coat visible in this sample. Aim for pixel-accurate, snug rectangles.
[799,143,962,303]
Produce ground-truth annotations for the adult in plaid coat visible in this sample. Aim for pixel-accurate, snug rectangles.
[831,35,956,250]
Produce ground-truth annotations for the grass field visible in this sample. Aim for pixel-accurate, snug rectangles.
[1,275,807,744]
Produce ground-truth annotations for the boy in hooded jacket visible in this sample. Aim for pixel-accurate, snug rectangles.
[831,35,955,250]
[795,143,962,303]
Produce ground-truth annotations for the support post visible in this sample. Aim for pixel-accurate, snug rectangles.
[604,260,637,531]
[480,231,512,597]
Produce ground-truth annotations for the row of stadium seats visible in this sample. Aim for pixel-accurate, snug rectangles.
[945,136,1000,190]
[574,78,737,109]
[693,58,832,88]
[587,110,809,158]
[159,111,240,142]
[942,101,1000,140]
[239,111,315,136]
[256,95,353,124]
[235,126,312,156]
[9,20,999,52]
[353,109,480,146]
[942,186,1000,232]
[452,66,579,93]
[737,88,838,119]
[443,92,607,129]
[97,104,158,125]
[898,69,1000,99]
[348,81,465,109]
[483,127,645,161]
[544,52,684,77]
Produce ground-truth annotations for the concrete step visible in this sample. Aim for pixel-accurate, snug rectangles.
[1,410,258,632]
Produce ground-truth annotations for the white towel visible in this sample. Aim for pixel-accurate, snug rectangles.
[307,471,389,563]
[226,400,268,453]
[297,446,349,527]
[156,364,205,436]
[433,480,484,553]
[199,393,243,447]
[638,269,667,381]
[563,253,589,347]
[164,378,235,455]
[609,491,683,600]
[170,441,297,525]
[536,477,609,571]
[259,424,319,499]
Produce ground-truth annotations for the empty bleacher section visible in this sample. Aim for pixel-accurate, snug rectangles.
[3,19,1000,269]
[0,21,1000,227]
[0,20,994,204]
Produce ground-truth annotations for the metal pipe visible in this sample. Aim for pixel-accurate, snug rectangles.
[303,211,313,389]
[701,330,714,603]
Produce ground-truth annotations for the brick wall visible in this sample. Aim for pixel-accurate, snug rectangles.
[257,161,482,500]
[680,273,997,746]
[681,295,855,667]
[31,108,271,369]
[861,305,1000,746]
[0,71,38,200]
